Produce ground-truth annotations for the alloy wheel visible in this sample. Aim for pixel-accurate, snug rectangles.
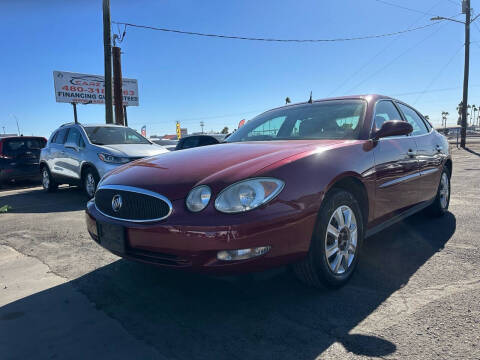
[85,173,96,197]
[42,169,50,190]
[439,172,449,209]
[324,205,358,275]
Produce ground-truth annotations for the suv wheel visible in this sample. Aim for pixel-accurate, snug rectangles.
[293,189,364,289]
[83,167,99,198]
[41,166,58,192]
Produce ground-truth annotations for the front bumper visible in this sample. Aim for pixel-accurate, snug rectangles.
[85,199,317,275]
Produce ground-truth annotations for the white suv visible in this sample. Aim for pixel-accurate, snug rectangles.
[40,123,168,197]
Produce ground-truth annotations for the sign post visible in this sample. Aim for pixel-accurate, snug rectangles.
[72,103,78,124]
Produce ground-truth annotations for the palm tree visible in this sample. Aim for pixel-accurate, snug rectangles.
[441,111,449,128]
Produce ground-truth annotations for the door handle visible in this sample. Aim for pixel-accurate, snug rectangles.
[407,149,416,157]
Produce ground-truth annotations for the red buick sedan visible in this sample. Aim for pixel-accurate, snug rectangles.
[86,95,451,288]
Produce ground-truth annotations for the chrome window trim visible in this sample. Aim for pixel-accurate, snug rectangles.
[94,184,173,223]
[379,172,421,188]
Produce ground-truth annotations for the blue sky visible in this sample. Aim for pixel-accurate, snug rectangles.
[1,0,479,137]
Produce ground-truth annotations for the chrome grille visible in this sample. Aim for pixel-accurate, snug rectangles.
[95,185,172,222]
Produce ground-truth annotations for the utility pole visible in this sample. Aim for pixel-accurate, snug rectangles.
[103,0,113,124]
[200,121,204,134]
[460,1,470,147]
[431,0,479,148]
[112,46,124,125]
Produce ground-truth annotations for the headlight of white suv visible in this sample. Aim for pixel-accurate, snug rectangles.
[186,185,212,212]
[98,153,130,164]
[214,178,284,213]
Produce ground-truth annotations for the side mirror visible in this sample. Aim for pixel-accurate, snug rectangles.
[373,120,413,140]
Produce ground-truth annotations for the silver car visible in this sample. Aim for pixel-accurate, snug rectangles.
[40,123,168,197]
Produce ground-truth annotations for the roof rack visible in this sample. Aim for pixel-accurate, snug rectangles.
[60,122,82,127]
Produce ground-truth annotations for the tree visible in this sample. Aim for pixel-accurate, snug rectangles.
[221,126,229,134]
[285,97,291,105]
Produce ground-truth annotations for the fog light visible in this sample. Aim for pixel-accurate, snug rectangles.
[217,246,271,261]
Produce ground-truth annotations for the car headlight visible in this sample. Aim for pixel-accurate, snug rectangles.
[186,185,212,212]
[215,178,284,213]
[98,153,130,164]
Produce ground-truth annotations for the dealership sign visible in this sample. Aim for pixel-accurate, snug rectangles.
[53,71,139,106]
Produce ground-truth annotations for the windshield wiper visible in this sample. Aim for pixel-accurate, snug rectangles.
[91,141,106,145]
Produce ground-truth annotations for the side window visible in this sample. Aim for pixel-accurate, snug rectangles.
[50,131,58,143]
[373,101,403,131]
[199,136,218,146]
[65,128,82,146]
[397,103,428,136]
[53,128,68,144]
[182,137,200,149]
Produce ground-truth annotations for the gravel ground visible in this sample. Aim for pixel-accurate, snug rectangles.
[0,145,479,359]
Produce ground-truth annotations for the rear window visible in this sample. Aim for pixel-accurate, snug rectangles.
[2,138,46,155]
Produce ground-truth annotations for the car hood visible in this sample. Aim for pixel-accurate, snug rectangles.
[98,143,168,158]
[100,140,346,200]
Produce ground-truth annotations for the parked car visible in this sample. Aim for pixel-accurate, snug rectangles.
[151,138,178,151]
[40,123,169,197]
[175,135,220,150]
[0,136,47,184]
[85,95,451,288]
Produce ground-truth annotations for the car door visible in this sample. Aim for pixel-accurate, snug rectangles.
[63,127,84,180]
[49,127,69,177]
[372,100,421,221]
[396,102,443,203]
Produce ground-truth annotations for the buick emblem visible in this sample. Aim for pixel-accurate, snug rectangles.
[111,194,123,213]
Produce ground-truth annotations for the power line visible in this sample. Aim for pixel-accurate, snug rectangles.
[112,21,441,43]
[345,20,448,93]
[413,43,465,105]
[371,0,437,16]
[392,84,480,97]
[329,0,446,96]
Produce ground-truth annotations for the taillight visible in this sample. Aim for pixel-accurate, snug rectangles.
[0,140,12,159]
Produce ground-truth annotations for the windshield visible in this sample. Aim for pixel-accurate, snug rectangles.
[226,100,366,142]
[84,126,151,145]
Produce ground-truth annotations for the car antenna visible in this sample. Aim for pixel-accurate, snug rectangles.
[308,91,313,104]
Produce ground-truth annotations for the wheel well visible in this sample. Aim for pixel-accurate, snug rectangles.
[327,176,369,226]
[445,159,452,178]
[80,163,98,181]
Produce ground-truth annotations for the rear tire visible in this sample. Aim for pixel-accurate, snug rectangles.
[83,167,99,199]
[426,166,450,217]
[41,166,57,193]
[293,189,364,289]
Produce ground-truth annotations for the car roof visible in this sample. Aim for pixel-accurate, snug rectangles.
[262,94,393,115]
[0,136,46,140]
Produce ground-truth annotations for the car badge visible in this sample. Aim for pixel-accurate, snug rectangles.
[111,194,123,213]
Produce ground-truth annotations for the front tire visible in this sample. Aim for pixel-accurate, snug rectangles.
[83,167,99,199]
[426,166,450,217]
[293,189,364,289]
[41,166,58,193]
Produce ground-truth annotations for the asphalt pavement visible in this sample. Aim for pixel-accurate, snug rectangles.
[0,145,479,359]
